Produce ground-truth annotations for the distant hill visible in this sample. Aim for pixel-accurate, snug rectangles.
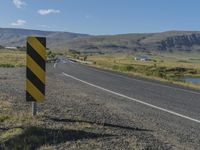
[70,31,200,53]
[1,28,200,52]
[0,28,90,49]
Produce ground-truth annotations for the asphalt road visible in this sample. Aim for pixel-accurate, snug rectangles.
[52,57,200,149]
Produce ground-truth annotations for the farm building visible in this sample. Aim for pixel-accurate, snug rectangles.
[134,56,151,61]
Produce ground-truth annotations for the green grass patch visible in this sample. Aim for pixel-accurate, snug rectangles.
[0,64,15,68]
[0,115,10,122]
[112,64,193,81]
[87,52,200,89]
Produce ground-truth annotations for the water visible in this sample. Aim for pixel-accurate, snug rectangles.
[182,77,200,84]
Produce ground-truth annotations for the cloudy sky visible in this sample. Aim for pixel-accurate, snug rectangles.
[1,0,200,35]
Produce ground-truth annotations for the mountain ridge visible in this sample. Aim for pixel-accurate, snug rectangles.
[1,28,200,52]
[0,27,91,49]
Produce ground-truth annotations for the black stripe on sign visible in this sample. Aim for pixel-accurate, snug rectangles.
[27,43,45,71]
[36,37,46,47]
[26,91,36,102]
[26,67,45,95]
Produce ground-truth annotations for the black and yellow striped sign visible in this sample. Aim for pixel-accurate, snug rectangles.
[26,37,46,102]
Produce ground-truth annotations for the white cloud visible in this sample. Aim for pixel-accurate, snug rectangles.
[11,19,26,26]
[12,0,26,8]
[38,9,60,15]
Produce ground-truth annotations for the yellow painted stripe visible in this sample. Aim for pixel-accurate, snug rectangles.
[26,79,44,102]
[27,37,46,60]
[27,55,45,84]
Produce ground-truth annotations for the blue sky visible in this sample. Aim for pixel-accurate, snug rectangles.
[1,0,200,35]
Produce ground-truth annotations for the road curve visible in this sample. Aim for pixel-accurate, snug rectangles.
[52,58,200,149]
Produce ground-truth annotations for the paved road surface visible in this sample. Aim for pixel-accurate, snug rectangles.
[52,58,200,149]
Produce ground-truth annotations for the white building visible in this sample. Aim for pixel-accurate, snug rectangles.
[5,47,17,50]
[135,56,151,61]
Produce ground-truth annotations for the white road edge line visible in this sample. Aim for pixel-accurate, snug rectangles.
[54,63,57,68]
[69,60,74,64]
[82,65,200,95]
[62,72,200,124]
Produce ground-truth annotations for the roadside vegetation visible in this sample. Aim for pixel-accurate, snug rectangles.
[0,95,47,150]
[85,51,200,89]
[0,48,62,66]
[0,49,25,67]
[1,47,200,90]
[65,49,88,61]
[0,91,149,150]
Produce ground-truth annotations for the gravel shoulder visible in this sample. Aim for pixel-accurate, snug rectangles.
[0,65,199,149]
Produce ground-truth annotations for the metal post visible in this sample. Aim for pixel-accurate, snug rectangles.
[32,102,37,116]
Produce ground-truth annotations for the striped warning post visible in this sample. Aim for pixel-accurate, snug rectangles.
[26,37,46,102]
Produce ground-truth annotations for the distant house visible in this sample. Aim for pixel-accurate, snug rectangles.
[5,46,17,50]
[134,56,151,61]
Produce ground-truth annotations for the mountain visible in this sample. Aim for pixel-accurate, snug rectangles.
[70,31,200,53]
[0,28,90,49]
[1,28,200,52]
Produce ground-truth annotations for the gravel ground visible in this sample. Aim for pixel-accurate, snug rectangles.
[0,66,197,149]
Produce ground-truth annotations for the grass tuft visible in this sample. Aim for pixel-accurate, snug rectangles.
[0,115,10,122]
[1,128,23,141]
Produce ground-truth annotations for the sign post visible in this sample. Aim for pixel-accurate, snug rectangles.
[26,37,46,116]
[32,102,37,116]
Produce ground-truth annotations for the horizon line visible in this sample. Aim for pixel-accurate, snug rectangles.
[1,27,200,36]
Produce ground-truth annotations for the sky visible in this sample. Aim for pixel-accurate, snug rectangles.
[1,0,200,35]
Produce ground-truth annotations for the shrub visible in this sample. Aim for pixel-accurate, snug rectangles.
[124,65,135,71]
[0,64,15,68]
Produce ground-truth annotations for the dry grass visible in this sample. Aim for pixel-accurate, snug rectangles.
[0,101,12,112]
[1,128,23,141]
[39,145,54,150]
[88,52,200,70]
[87,52,200,89]
[0,49,25,67]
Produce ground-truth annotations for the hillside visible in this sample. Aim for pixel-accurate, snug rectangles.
[1,28,200,52]
[70,31,200,53]
[0,28,90,49]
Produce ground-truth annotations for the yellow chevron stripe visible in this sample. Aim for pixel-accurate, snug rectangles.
[26,79,45,102]
[27,37,46,60]
[27,55,45,84]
